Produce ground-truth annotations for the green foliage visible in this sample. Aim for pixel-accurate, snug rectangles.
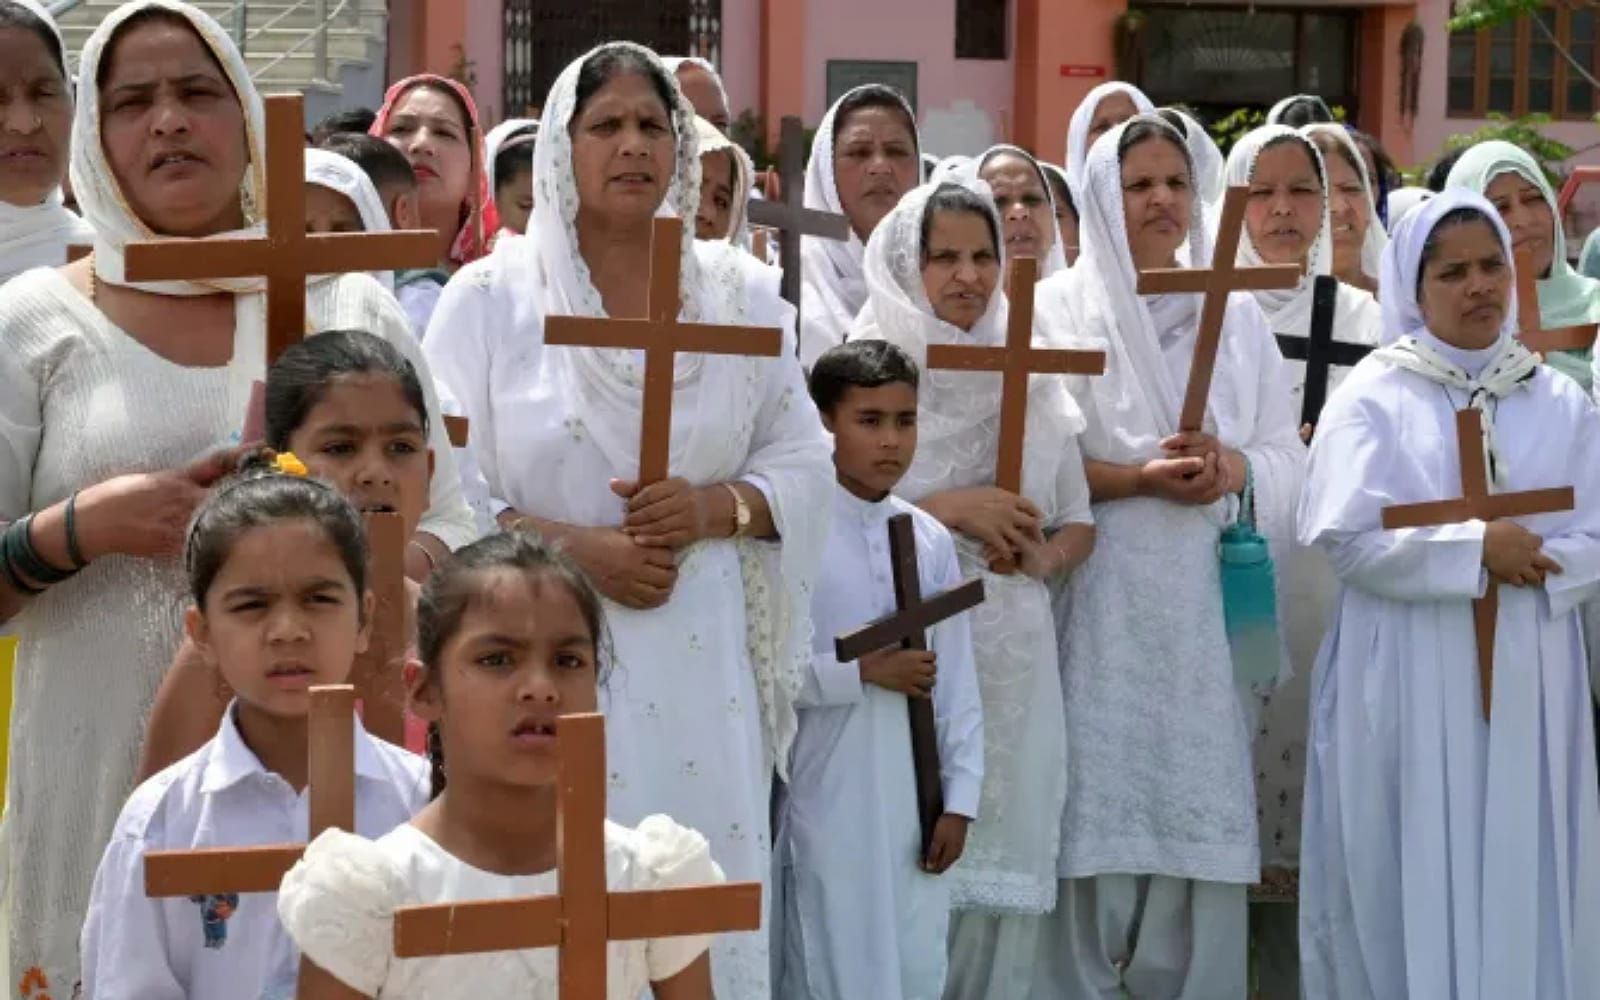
[1448,0,1543,33]
[1207,104,1347,156]
[1442,113,1575,185]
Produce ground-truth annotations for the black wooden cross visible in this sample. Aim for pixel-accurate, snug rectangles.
[835,513,985,855]
[1274,275,1374,430]
[747,116,851,308]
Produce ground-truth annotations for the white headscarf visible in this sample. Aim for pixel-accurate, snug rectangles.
[1302,122,1388,279]
[1223,125,1333,335]
[1266,94,1335,126]
[661,56,730,123]
[71,0,267,295]
[484,116,537,193]
[692,114,752,244]
[1063,81,1154,201]
[846,177,1084,500]
[1372,188,1540,487]
[304,147,394,290]
[531,42,825,771]
[1162,107,1224,220]
[1387,186,1434,226]
[799,84,921,366]
[973,145,1069,277]
[0,0,93,282]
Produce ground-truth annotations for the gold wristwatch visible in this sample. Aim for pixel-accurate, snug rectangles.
[723,483,751,537]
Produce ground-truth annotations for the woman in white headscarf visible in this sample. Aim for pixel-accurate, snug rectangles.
[0,0,92,281]
[421,42,831,997]
[663,55,730,132]
[1266,93,1335,127]
[483,116,537,241]
[798,84,921,368]
[1159,107,1224,229]
[0,2,475,988]
[965,144,1070,279]
[1303,123,1387,294]
[1298,187,1600,1000]
[305,147,397,289]
[1033,114,1303,997]
[1063,81,1154,201]
[691,114,752,245]
[842,178,1093,999]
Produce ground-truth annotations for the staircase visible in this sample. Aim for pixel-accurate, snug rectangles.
[49,0,391,124]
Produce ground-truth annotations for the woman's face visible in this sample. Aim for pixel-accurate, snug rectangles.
[494,166,533,236]
[98,18,248,237]
[921,208,999,332]
[1086,92,1140,151]
[1244,140,1324,268]
[0,26,70,208]
[980,151,1056,267]
[1484,169,1556,279]
[1321,145,1371,271]
[1120,135,1192,271]
[1418,218,1511,350]
[381,84,473,234]
[675,64,729,133]
[694,148,735,240]
[833,104,918,241]
[569,69,675,230]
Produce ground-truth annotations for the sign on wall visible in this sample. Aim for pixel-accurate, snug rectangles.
[826,60,919,113]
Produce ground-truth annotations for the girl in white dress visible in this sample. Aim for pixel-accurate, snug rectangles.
[421,43,831,996]
[0,3,472,989]
[844,179,1096,998]
[81,457,430,1000]
[280,531,725,999]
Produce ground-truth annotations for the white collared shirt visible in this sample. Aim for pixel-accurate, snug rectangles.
[80,704,430,1000]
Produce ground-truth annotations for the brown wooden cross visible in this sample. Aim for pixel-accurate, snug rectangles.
[1137,186,1303,431]
[145,684,354,896]
[747,115,851,307]
[392,713,761,996]
[925,255,1106,494]
[1380,409,1574,719]
[122,93,439,364]
[1513,247,1599,355]
[352,513,408,746]
[544,216,784,485]
[834,513,985,855]
[442,414,470,449]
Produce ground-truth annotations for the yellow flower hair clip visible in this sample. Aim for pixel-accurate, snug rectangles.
[272,452,309,477]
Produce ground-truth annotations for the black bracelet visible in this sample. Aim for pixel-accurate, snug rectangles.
[64,491,87,569]
[6,515,75,587]
[0,525,45,596]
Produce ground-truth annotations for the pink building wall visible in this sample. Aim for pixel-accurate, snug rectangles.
[720,0,764,121]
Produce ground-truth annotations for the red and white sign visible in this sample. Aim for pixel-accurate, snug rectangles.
[1060,65,1107,79]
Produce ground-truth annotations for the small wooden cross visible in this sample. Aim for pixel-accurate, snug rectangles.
[747,115,851,308]
[544,216,784,486]
[144,685,354,895]
[834,513,985,855]
[1380,409,1574,719]
[391,713,761,996]
[1274,275,1373,429]
[122,93,439,364]
[352,513,408,746]
[925,256,1107,494]
[1137,186,1303,431]
[442,414,470,448]
[1513,247,1599,355]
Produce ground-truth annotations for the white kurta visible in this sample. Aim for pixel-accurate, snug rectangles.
[1298,358,1600,1000]
[421,238,831,998]
[0,268,473,995]
[775,487,983,1000]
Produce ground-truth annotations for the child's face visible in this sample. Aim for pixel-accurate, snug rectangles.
[187,520,371,720]
[494,167,533,236]
[304,183,364,234]
[411,570,599,788]
[821,381,919,500]
[378,181,422,231]
[289,373,433,540]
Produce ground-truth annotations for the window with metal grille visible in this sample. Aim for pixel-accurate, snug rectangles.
[956,0,1007,60]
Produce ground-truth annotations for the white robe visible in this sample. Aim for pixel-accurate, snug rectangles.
[1298,358,1600,1000]
[775,487,983,1000]
[421,237,831,998]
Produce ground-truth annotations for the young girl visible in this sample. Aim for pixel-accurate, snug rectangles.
[138,330,436,779]
[278,531,725,999]
[79,460,431,1000]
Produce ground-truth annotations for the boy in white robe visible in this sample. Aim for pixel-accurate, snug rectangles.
[1299,188,1600,1000]
[775,339,984,1000]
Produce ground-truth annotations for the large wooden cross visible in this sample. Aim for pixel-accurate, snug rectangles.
[145,684,354,895]
[1137,186,1303,431]
[1274,275,1373,429]
[352,513,407,746]
[392,713,761,996]
[1513,247,1599,355]
[544,216,784,486]
[1380,409,1574,719]
[122,93,439,364]
[925,256,1106,495]
[747,115,851,308]
[834,513,985,856]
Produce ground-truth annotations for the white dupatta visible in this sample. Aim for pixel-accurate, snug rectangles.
[531,42,829,773]
[1063,81,1154,201]
[1224,125,1335,335]
[305,148,395,290]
